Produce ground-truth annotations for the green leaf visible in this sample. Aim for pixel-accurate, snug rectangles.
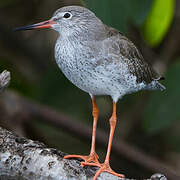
[142,0,175,47]
[143,61,180,134]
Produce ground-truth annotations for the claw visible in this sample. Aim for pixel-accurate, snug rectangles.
[82,161,125,180]
[64,152,100,166]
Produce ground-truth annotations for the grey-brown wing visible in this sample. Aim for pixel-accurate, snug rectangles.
[104,26,161,84]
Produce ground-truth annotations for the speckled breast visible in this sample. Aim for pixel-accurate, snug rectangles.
[55,39,94,93]
[54,38,118,96]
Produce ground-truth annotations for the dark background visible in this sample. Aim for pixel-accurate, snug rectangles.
[0,0,180,179]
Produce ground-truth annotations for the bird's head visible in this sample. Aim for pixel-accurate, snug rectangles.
[14,6,105,40]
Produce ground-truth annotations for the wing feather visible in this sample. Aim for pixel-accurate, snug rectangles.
[104,26,161,84]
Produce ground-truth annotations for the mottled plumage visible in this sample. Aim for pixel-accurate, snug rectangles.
[53,6,165,102]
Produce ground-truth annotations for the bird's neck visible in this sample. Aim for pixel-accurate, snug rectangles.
[59,23,107,42]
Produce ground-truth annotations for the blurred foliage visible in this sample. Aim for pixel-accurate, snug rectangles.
[0,0,19,8]
[143,61,180,134]
[84,0,175,47]
[84,0,154,33]
[142,0,175,47]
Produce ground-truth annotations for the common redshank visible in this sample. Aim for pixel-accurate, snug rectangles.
[15,6,165,180]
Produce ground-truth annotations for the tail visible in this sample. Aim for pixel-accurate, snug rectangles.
[155,82,166,91]
[145,77,166,91]
[156,76,166,91]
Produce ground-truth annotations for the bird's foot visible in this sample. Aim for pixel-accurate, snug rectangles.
[64,152,100,166]
[82,161,125,180]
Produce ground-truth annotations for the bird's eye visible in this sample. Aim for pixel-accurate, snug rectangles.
[63,12,72,19]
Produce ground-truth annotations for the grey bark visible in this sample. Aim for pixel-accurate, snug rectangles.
[0,126,124,180]
[0,127,166,180]
[0,70,10,92]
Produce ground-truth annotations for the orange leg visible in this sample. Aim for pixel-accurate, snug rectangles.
[82,102,125,180]
[64,96,100,166]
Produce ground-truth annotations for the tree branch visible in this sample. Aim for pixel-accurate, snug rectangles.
[0,126,163,180]
[0,70,169,179]
[0,90,177,180]
[0,69,172,179]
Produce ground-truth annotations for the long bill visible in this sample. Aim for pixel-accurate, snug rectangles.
[14,20,56,32]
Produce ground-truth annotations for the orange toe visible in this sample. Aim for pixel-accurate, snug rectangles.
[64,152,100,166]
[81,161,125,180]
[64,154,125,180]
[81,161,101,167]
[93,162,125,180]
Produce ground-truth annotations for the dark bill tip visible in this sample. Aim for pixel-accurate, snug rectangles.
[13,24,38,32]
[13,20,55,32]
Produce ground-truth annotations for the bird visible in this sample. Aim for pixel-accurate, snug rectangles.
[15,5,165,180]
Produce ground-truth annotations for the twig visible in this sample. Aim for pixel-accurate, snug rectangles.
[0,70,10,93]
